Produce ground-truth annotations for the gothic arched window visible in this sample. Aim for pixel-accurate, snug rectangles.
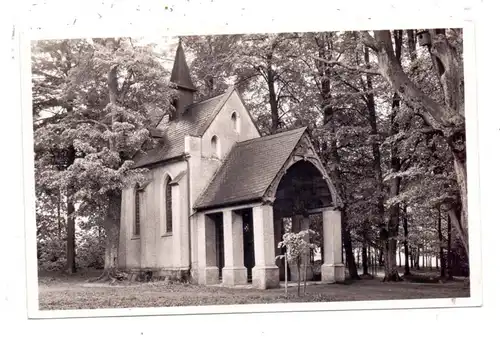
[165,176,173,234]
[211,135,220,158]
[231,111,240,133]
[134,185,141,236]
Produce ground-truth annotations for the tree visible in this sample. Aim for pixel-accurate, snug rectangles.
[277,229,318,296]
[33,37,176,279]
[183,35,240,99]
[360,30,468,258]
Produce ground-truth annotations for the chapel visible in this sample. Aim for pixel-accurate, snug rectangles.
[117,40,345,289]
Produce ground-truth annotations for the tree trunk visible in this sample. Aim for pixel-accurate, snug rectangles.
[88,191,122,284]
[403,205,410,275]
[406,29,417,64]
[422,243,426,269]
[90,57,125,283]
[341,210,360,280]
[57,189,62,240]
[447,203,468,259]
[303,252,308,295]
[266,53,280,134]
[362,241,369,275]
[415,247,420,270]
[297,260,301,297]
[438,206,446,278]
[385,89,402,281]
[447,213,454,280]
[66,197,76,274]
[378,249,384,267]
[382,31,404,282]
[363,46,387,280]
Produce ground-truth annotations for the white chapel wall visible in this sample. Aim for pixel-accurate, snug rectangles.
[201,91,260,160]
[120,160,188,271]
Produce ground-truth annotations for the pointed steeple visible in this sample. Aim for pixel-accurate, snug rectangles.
[168,38,197,120]
[170,38,197,92]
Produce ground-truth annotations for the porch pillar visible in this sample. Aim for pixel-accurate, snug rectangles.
[252,204,279,289]
[321,208,345,282]
[222,210,247,285]
[197,213,219,285]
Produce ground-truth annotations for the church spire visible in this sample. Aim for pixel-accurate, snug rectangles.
[169,38,197,120]
[170,38,197,92]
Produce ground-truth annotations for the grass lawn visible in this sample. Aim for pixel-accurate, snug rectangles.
[37,269,470,311]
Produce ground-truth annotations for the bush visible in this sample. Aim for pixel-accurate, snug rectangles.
[37,238,66,271]
[75,230,105,269]
[37,226,106,272]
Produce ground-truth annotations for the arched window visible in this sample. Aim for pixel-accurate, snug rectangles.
[134,185,141,236]
[165,176,173,234]
[231,111,240,133]
[211,135,220,158]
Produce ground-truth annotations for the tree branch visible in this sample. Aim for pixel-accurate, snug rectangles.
[73,119,110,131]
[360,31,379,51]
[312,55,381,75]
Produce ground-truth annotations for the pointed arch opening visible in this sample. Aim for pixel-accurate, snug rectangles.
[165,175,173,234]
[134,184,142,237]
[231,111,240,133]
[211,135,221,158]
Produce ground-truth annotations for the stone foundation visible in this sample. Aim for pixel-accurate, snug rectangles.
[222,266,248,286]
[125,267,191,283]
[252,265,279,289]
[320,264,335,282]
[198,266,219,285]
[334,263,345,282]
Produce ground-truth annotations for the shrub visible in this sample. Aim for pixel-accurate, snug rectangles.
[37,238,66,271]
[75,229,105,269]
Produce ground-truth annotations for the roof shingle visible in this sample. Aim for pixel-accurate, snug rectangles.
[132,91,230,168]
[193,127,307,210]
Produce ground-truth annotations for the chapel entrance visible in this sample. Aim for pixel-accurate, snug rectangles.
[271,160,334,283]
[198,158,343,289]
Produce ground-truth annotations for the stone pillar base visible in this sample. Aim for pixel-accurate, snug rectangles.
[334,263,345,282]
[321,264,335,282]
[198,266,219,285]
[252,266,279,289]
[222,266,248,286]
[321,264,345,283]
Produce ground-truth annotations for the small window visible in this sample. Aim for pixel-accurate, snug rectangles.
[231,111,239,133]
[211,135,220,158]
[134,186,142,236]
[165,176,173,234]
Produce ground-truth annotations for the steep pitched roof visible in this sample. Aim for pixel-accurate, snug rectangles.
[132,90,232,168]
[193,127,308,210]
[169,40,197,92]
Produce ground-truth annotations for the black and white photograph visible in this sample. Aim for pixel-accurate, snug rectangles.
[30,26,475,311]
[5,0,497,335]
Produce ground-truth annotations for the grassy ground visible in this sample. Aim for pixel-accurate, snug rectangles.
[37,269,470,311]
